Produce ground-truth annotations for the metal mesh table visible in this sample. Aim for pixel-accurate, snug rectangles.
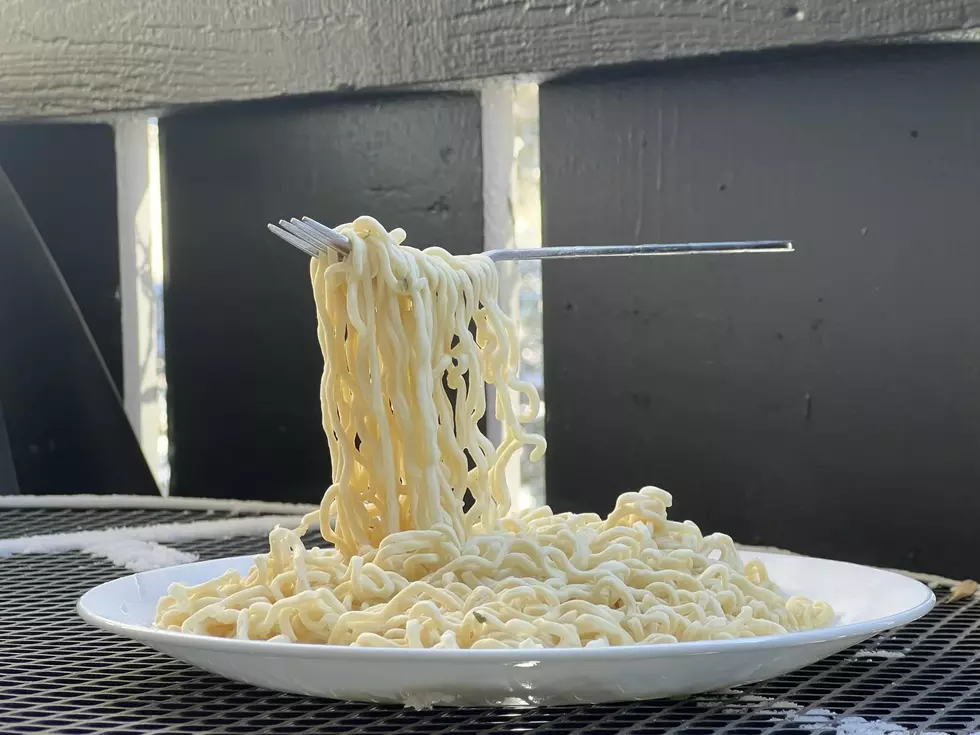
[2,505,979,735]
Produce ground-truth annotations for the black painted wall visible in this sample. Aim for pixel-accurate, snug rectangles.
[0,165,156,496]
[0,123,152,496]
[0,123,122,391]
[0,397,18,495]
[540,45,980,578]
[160,93,483,502]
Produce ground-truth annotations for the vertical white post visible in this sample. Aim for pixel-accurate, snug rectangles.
[481,82,515,446]
[115,117,168,494]
[481,83,545,510]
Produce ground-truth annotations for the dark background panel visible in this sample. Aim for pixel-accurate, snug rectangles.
[0,164,156,496]
[0,397,18,495]
[0,123,122,391]
[161,93,483,502]
[539,45,980,578]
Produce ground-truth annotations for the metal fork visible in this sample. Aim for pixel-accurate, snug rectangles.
[268,217,793,261]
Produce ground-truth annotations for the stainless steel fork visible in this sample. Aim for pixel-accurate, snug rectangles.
[268,216,793,261]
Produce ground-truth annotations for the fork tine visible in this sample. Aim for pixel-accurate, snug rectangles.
[301,217,352,253]
[267,223,321,258]
[278,220,332,256]
[289,218,336,251]
[287,218,354,259]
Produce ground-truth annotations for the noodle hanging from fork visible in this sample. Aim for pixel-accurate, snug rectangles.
[155,216,833,648]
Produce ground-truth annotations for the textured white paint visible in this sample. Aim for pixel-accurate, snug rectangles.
[3,0,980,119]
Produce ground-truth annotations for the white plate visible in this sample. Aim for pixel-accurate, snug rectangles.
[77,552,935,706]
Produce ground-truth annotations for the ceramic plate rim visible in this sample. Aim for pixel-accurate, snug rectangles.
[77,552,936,662]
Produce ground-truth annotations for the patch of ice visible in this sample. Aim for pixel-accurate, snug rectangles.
[720,694,804,719]
[835,716,906,734]
[789,708,838,727]
[769,700,803,709]
[796,714,837,724]
[81,539,199,571]
[787,710,920,735]
[694,698,728,707]
[0,515,306,557]
[855,649,906,659]
[400,692,461,709]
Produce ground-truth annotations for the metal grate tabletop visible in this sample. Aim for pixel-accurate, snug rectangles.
[2,506,979,735]
[0,506,275,540]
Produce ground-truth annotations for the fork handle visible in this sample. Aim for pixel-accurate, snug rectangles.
[486,241,792,262]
